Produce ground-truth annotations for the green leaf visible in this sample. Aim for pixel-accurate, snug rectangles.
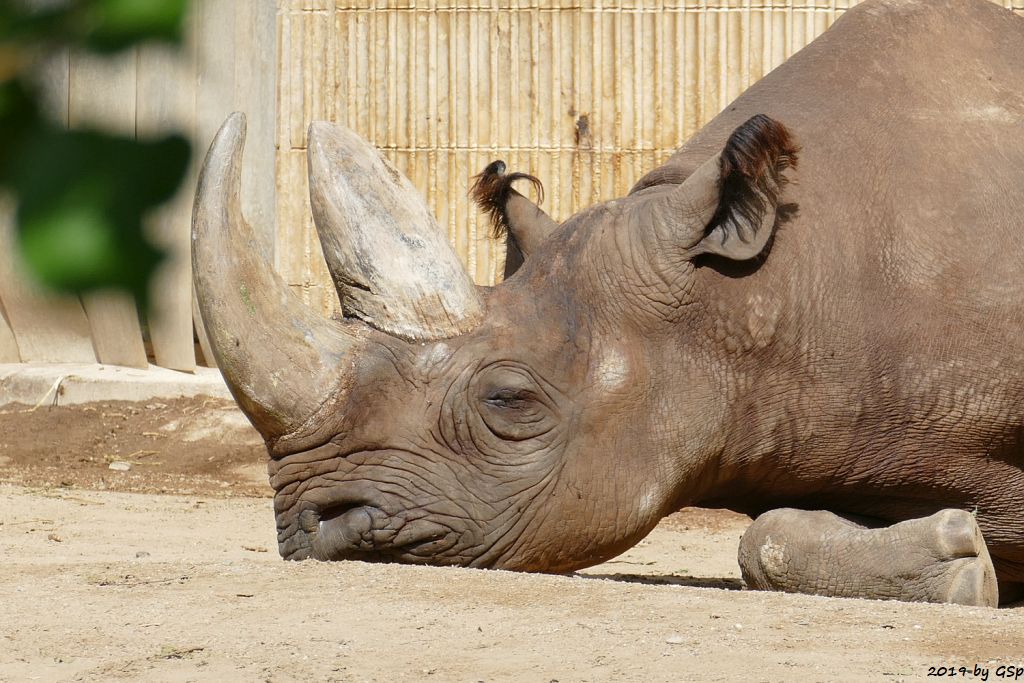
[7,126,190,305]
[0,80,40,164]
[19,189,137,286]
[0,0,189,55]
[84,0,189,53]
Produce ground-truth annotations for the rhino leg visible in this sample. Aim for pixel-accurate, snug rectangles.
[737,508,999,607]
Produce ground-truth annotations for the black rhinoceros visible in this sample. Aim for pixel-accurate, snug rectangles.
[192,0,1024,606]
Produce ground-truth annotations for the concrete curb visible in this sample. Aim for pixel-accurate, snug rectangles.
[0,363,233,407]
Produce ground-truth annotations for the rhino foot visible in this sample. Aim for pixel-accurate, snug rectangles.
[737,508,998,607]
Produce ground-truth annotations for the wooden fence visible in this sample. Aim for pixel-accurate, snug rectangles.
[1,0,1021,369]
[0,1,276,371]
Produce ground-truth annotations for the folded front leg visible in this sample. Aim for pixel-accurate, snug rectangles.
[737,508,998,607]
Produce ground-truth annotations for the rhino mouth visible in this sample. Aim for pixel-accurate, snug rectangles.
[303,503,458,562]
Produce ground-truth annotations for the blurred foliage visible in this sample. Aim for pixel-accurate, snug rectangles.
[0,0,191,306]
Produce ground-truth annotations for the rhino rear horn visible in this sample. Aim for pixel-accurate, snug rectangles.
[307,122,484,341]
[192,113,371,444]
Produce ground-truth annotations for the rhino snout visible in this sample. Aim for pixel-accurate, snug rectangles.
[291,503,459,563]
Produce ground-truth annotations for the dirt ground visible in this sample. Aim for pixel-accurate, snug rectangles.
[1,400,1022,682]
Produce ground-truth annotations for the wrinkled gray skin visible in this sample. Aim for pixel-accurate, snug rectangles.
[193,0,1024,607]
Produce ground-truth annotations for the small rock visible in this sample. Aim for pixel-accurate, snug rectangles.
[665,634,685,645]
[734,624,743,630]
[108,461,131,472]
[135,551,151,558]
[47,533,62,543]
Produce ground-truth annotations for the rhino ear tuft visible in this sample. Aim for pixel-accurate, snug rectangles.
[469,161,558,277]
[694,115,799,261]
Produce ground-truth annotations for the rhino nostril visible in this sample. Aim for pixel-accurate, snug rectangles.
[312,505,376,560]
[319,503,363,525]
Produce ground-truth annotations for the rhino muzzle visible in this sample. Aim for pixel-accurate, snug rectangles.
[309,505,456,562]
[279,500,460,563]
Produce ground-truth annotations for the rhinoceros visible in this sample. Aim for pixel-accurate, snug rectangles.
[192,0,1024,607]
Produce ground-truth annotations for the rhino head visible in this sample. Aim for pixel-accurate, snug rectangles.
[193,112,797,572]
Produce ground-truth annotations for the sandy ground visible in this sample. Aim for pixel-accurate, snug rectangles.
[2,401,1023,682]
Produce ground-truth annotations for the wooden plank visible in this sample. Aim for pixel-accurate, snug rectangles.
[234,0,278,258]
[36,48,70,126]
[0,200,96,363]
[68,49,137,130]
[0,297,20,363]
[136,43,197,372]
[79,290,148,368]
[191,288,215,370]
[194,0,236,158]
[287,7,305,149]
[193,0,253,367]
[67,48,148,368]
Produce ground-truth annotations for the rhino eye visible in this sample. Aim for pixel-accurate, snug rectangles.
[474,366,556,442]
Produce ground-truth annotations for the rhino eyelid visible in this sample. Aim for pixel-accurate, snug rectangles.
[484,389,535,406]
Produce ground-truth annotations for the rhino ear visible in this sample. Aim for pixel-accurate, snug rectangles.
[664,115,799,262]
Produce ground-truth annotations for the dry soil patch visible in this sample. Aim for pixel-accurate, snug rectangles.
[1,400,1022,681]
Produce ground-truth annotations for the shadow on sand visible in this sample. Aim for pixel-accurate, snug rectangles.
[578,573,745,591]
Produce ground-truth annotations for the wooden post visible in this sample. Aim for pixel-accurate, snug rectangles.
[137,44,197,372]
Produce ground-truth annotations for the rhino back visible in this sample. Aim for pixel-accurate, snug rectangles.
[657,0,1024,519]
[659,0,1024,299]
[659,0,1024,384]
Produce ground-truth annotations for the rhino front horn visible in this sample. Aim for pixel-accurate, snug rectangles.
[307,121,484,341]
[192,113,372,444]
